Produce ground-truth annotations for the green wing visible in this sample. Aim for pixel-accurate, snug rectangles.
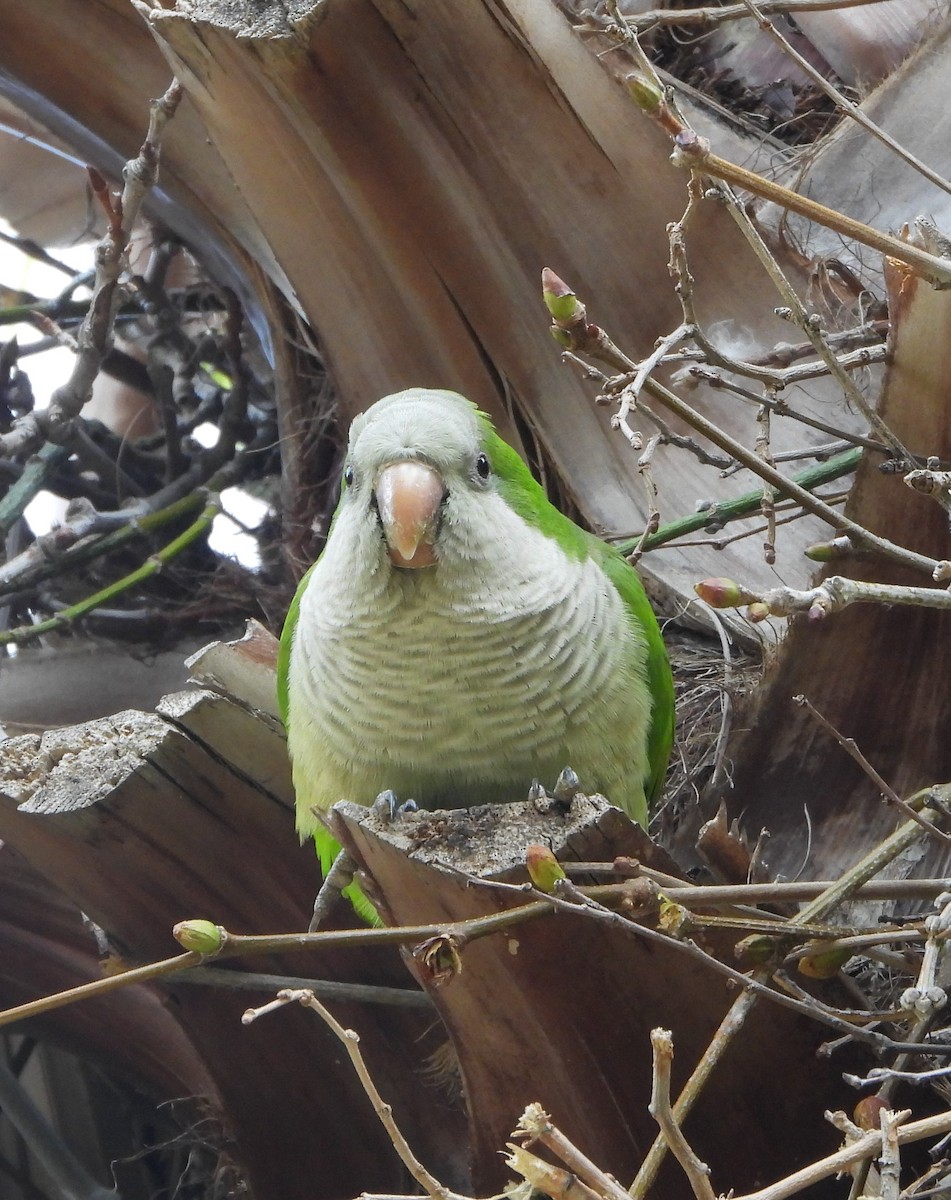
[277,563,314,727]
[597,544,674,806]
[480,410,672,806]
[479,413,673,808]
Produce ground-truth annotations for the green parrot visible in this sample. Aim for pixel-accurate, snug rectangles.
[278,387,674,922]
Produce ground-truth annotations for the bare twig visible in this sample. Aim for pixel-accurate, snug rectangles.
[565,869,951,905]
[690,365,892,457]
[879,1109,906,1200]
[609,0,909,34]
[0,490,207,600]
[245,989,472,1200]
[0,904,554,1031]
[708,166,911,463]
[648,1030,716,1200]
[729,1108,949,1200]
[514,1104,632,1200]
[645,376,937,575]
[544,270,940,576]
[0,80,183,459]
[736,0,951,201]
[796,696,951,844]
[624,75,951,288]
[630,792,951,1194]
[906,467,951,527]
[0,499,221,646]
[505,1145,603,1200]
[696,576,951,626]
[166,965,432,1008]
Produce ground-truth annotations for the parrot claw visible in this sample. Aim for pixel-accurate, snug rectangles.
[370,790,418,824]
[527,778,547,808]
[371,789,400,823]
[529,767,582,813]
[308,849,358,932]
[552,766,581,802]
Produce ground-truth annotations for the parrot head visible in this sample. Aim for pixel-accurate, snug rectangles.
[336,388,550,578]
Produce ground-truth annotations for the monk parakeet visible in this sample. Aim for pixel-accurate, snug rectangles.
[278,388,673,921]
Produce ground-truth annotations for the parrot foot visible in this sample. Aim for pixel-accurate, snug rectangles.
[552,767,582,802]
[371,789,418,824]
[528,766,582,813]
[308,849,358,932]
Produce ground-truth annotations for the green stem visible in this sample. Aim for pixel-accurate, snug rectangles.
[0,443,69,538]
[0,297,92,326]
[0,490,208,601]
[629,447,861,552]
[0,499,220,645]
[642,377,940,576]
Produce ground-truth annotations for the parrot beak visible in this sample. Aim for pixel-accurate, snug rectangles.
[374,461,445,568]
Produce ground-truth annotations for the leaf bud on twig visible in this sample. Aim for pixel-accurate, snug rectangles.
[525,844,567,894]
[173,919,224,955]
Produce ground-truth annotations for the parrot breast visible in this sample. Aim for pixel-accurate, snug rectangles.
[287,500,654,831]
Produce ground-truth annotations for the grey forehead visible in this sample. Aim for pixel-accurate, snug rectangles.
[349,389,482,465]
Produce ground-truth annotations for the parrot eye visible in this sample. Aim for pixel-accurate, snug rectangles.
[343,464,355,487]
[475,453,491,480]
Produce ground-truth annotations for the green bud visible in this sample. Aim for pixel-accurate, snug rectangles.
[541,267,582,322]
[657,896,692,936]
[173,919,224,955]
[526,844,567,893]
[625,73,664,113]
[735,933,780,966]
[797,940,850,979]
[798,946,851,979]
[550,326,572,348]
[804,535,852,562]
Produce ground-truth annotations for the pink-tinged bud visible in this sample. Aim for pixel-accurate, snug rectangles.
[798,946,850,979]
[625,73,664,113]
[173,919,224,955]
[526,844,567,893]
[673,128,710,159]
[807,602,827,621]
[747,602,771,623]
[542,267,582,322]
[694,578,742,608]
[854,1096,890,1130]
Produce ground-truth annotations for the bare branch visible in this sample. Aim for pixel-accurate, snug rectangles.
[647,1030,716,1200]
[245,989,472,1200]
